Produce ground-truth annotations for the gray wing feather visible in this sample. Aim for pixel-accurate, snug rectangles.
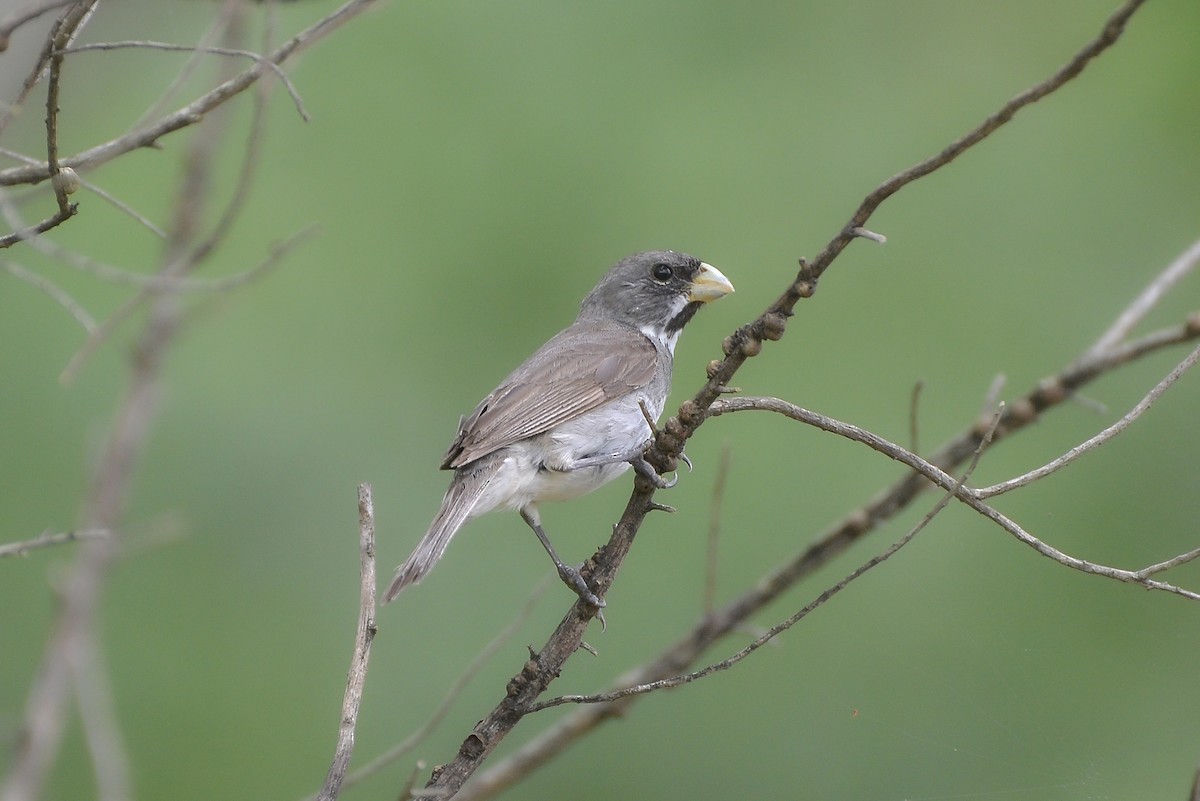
[441,323,657,468]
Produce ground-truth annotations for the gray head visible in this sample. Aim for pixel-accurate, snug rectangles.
[577,251,734,339]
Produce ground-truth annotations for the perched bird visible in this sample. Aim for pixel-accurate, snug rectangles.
[384,251,733,607]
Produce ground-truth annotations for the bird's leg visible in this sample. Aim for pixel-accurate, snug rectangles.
[560,444,678,490]
[519,508,606,609]
[628,452,678,489]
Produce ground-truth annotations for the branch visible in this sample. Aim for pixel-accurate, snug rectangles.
[0,0,378,188]
[1086,236,1200,358]
[0,0,73,52]
[304,578,553,801]
[707,393,1200,601]
[316,484,378,801]
[0,528,110,558]
[60,39,310,122]
[976,342,1200,497]
[411,2,1152,797]
[0,260,95,331]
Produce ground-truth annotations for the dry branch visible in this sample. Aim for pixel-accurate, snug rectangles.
[316,484,378,801]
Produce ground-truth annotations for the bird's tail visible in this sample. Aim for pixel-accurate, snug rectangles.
[383,457,502,603]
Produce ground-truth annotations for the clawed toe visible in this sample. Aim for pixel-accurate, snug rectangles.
[558,564,606,609]
[630,454,679,489]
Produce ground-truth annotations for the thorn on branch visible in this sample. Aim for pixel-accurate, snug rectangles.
[849,226,887,244]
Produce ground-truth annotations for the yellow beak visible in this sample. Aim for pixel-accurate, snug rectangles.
[688,262,735,303]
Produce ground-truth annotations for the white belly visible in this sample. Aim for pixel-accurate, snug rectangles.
[467,391,660,517]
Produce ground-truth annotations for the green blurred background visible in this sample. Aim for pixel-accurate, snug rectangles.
[3,0,1199,799]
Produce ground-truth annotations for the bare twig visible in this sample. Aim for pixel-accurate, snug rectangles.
[0,528,109,558]
[131,0,242,131]
[0,204,73,248]
[703,442,732,614]
[908,379,924,454]
[0,1,86,137]
[0,0,73,52]
[1087,236,1200,358]
[70,627,131,801]
[0,149,165,237]
[0,260,95,331]
[0,0,379,188]
[708,394,1200,601]
[59,225,316,385]
[976,342,1200,498]
[61,39,310,122]
[1135,546,1200,579]
[316,484,378,801]
[311,576,553,801]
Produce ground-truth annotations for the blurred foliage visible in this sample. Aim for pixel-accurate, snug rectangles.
[2,1,1198,800]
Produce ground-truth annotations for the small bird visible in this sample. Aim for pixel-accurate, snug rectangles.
[384,251,733,607]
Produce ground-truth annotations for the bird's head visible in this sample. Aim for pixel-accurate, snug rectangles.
[578,251,734,347]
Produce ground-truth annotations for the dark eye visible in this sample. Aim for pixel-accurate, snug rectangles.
[651,263,673,282]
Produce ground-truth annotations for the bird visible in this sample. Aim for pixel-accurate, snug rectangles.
[383,250,734,608]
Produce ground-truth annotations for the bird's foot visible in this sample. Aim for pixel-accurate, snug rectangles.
[628,453,676,491]
[630,454,677,489]
[557,563,606,609]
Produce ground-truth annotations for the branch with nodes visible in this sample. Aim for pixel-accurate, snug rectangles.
[387,1,1183,796]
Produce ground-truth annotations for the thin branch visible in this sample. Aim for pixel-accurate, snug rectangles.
[70,627,132,801]
[316,483,378,801]
[0,1,63,136]
[58,225,316,385]
[0,148,165,237]
[1135,546,1200,579]
[131,0,241,131]
[1087,236,1200,358]
[708,395,1200,601]
[0,0,73,52]
[0,204,74,248]
[976,342,1200,498]
[0,528,110,558]
[0,187,311,291]
[61,39,310,122]
[332,577,552,797]
[908,379,924,454]
[0,0,379,188]
[703,442,732,614]
[1,259,95,331]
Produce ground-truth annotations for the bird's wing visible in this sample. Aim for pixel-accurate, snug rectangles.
[440,323,659,469]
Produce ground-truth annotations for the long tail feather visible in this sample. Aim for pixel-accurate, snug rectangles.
[383,457,502,602]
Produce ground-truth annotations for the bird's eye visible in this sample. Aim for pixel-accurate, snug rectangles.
[651,263,673,282]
